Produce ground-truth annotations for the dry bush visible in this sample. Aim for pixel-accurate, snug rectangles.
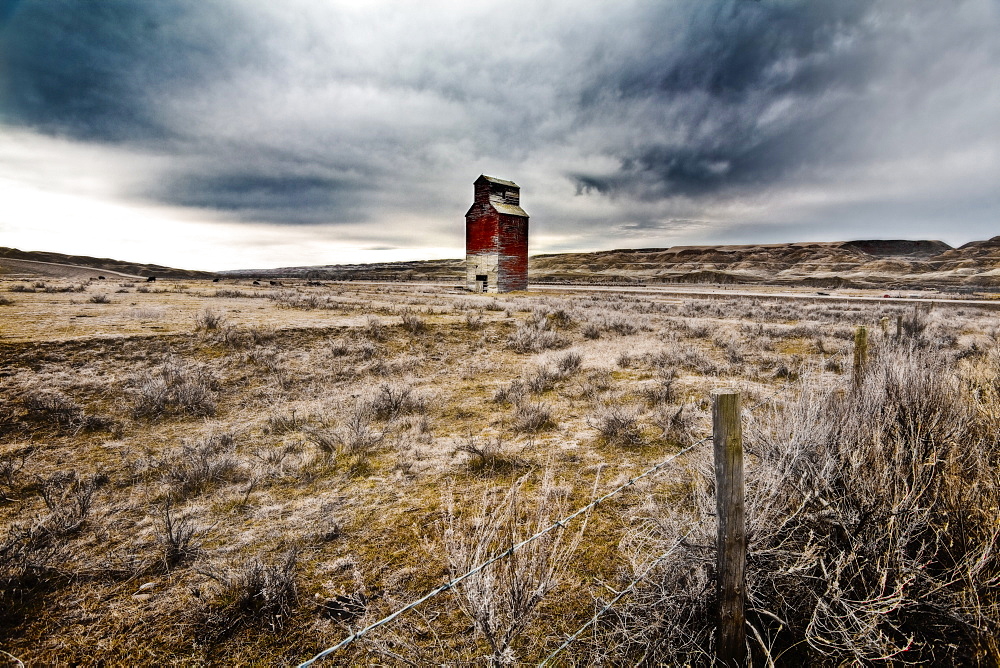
[0,446,32,501]
[38,472,97,536]
[641,368,678,406]
[591,404,644,445]
[511,401,555,433]
[653,404,698,444]
[506,317,569,354]
[585,513,714,666]
[307,404,386,459]
[206,323,276,348]
[493,379,527,405]
[465,311,485,329]
[455,433,524,474]
[213,289,247,298]
[366,382,426,421]
[400,311,426,334]
[444,472,580,666]
[127,358,220,419]
[604,316,638,336]
[364,315,387,341]
[0,296,14,306]
[162,433,240,499]
[578,369,613,401]
[555,350,583,375]
[524,365,561,394]
[194,308,227,331]
[21,388,83,426]
[159,502,200,571]
[582,322,601,340]
[87,293,111,304]
[198,550,299,640]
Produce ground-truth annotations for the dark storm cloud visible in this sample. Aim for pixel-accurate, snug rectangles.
[0,0,997,247]
[1,2,229,141]
[152,173,366,224]
[568,1,883,199]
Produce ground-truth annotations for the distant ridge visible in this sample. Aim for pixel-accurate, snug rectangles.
[0,247,215,280]
[222,238,1000,289]
[8,238,1000,289]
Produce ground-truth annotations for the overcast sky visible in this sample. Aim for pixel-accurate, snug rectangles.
[1,0,997,270]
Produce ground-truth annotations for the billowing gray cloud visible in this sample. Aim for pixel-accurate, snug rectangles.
[0,0,997,265]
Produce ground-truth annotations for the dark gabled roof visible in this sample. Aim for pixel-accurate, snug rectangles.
[477,174,519,188]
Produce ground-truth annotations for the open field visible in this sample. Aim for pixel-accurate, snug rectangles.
[2,278,999,665]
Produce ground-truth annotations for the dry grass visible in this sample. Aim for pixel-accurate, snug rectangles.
[0,277,998,664]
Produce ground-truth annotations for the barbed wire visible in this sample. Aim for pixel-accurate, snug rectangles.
[297,436,711,667]
[539,520,706,666]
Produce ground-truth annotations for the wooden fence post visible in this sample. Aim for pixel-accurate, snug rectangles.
[853,326,868,386]
[896,314,903,339]
[713,390,746,666]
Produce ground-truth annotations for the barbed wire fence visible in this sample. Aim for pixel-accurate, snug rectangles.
[298,389,752,667]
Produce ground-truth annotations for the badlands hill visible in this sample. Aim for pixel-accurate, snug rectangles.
[224,238,1000,289]
[0,247,215,280]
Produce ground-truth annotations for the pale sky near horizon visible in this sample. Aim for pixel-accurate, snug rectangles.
[1,0,998,271]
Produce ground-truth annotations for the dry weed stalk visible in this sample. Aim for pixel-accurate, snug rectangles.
[444,472,582,666]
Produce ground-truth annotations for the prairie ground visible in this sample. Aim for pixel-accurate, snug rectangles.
[1,278,999,665]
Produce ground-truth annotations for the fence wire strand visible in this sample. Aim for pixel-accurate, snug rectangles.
[538,521,705,666]
[297,436,710,667]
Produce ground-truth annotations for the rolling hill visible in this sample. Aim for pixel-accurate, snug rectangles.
[0,247,216,280]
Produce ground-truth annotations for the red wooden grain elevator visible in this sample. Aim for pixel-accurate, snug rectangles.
[465,175,529,292]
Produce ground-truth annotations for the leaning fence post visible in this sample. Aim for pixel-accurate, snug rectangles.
[713,390,746,666]
[853,325,868,386]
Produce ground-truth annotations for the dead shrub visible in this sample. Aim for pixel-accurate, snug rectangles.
[605,317,637,336]
[443,472,580,666]
[159,501,199,571]
[455,433,524,474]
[162,433,240,498]
[493,379,527,405]
[21,389,83,427]
[87,293,111,304]
[128,358,220,419]
[506,319,569,354]
[641,368,678,406]
[524,365,561,394]
[366,382,426,421]
[400,312,426,334]
[199,550,299,639]
[465,311,485,329]
[364,315,387,341]
[555,350,583,375]
[511,401,555,433]
[592,404,643,445]
[194,308,227,331]
[38,472,97,536]
[307,404,386,459]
